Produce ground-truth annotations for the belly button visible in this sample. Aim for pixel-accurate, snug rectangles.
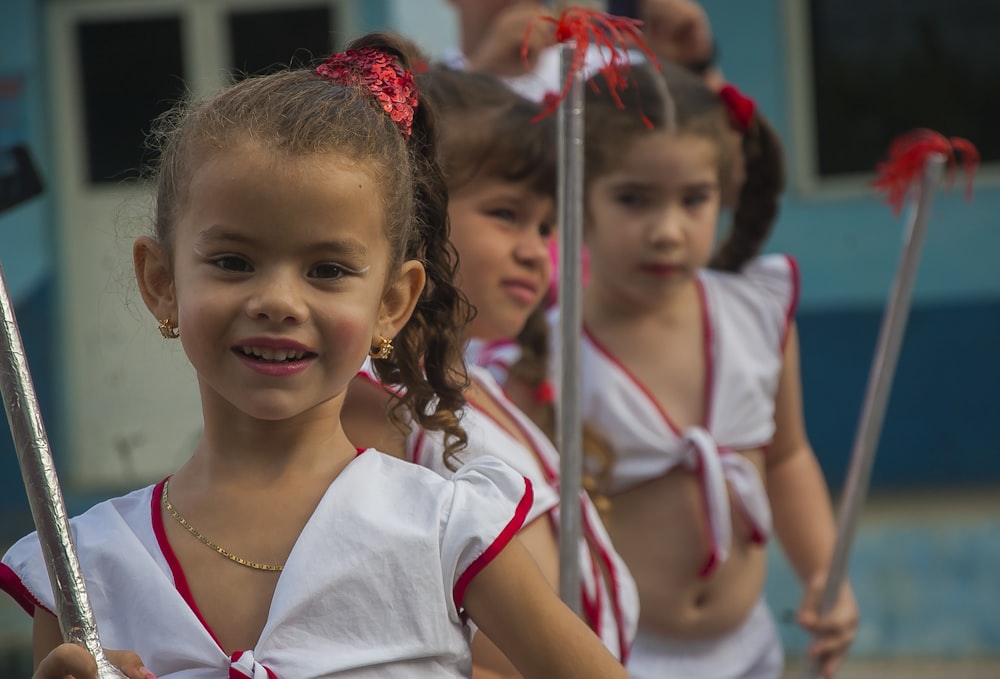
[694,592,709,608]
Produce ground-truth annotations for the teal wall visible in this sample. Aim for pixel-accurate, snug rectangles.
[0,0,56,527]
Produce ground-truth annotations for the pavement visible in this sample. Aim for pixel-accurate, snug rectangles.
[784,659,1000,679]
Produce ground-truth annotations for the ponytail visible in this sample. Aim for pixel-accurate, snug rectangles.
[710,110,786,272]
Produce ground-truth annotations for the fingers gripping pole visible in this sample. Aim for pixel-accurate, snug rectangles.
[802,154,946,679]
[0,263,127,678]
[556,40,585,615]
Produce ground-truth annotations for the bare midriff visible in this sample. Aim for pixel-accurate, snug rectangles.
[604,448,768,640]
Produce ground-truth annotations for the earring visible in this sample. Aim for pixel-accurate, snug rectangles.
[369,336,393,360]
[158,318,180,339]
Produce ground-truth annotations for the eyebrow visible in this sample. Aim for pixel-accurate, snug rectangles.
[196,225,370,258]
[606,179,719,192]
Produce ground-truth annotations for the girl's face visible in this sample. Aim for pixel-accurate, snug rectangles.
[447,176,556,342]
[586,131,721,304]
[137,145,422,423]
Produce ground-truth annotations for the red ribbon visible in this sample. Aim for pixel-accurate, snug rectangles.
[718,84,755,132]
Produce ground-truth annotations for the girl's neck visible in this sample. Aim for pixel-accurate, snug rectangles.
[182,396,356,487]
[584,276,701,329]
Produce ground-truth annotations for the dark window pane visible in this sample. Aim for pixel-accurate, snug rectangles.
[78,17,186,184]
[228,6,335,79]
[810,0,1000,177]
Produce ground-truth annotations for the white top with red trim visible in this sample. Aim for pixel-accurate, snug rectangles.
[392,364,639,663]
[557,255,800,577]
[1,450,532,678]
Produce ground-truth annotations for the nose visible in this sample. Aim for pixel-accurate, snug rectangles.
[513,224,552,268]
[244,269,308,324]
[647,207,685,248]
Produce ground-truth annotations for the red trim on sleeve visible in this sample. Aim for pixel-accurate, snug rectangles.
[452,477,534,613]
[354,368,404,397]
[151,478,226,651]
[781,255,801,350]
[0,562,49,617]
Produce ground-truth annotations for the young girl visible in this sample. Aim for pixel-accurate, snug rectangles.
[0,34,630,679]
[549,59,859,678]
[342,66,638,677]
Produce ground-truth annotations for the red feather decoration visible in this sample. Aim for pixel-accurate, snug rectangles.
[524,7,658,122]
[872,129,979,216]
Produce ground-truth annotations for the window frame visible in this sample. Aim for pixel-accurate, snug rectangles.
[781,0,1000,198]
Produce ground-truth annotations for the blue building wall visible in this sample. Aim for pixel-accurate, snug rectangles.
[0,0,56,533]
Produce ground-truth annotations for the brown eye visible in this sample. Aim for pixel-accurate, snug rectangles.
[214,256,252,272]
[309,263,346,280]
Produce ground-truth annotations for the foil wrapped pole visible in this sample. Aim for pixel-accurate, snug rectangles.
[0,262,126,678]
[802,154,946,679]
[555,39,585,615]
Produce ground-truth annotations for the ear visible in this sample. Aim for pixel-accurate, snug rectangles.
[376,259,426,342]
[133,236,176,323]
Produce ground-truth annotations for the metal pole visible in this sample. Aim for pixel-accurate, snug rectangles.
[0,261,126,678]
[556,40,585,615]
[803,154,946,678]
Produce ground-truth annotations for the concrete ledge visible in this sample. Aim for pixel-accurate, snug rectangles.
[768,490,1000,658]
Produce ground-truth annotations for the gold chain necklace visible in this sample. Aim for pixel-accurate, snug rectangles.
[161,479,284,572]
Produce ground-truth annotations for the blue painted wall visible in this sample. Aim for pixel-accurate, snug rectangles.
[0,0,56,533]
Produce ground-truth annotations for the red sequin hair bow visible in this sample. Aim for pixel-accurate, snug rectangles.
[718,84,755,132]
[315,47,418,139]
[872,129,979,216]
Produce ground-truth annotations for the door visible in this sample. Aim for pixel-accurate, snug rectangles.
[47,0,356,489]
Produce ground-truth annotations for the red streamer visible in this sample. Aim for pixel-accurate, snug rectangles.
[525,7,658,122]
[872,129,979,216]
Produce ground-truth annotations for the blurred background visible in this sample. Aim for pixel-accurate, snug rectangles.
[1,0,997,676]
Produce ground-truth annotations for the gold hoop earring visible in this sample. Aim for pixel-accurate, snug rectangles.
[369,336,393,360]
[158,318,180,339]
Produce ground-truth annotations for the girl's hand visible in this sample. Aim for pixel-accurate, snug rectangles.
[466,2,555,77]
[797,576,860,678]
[33,644,155,679]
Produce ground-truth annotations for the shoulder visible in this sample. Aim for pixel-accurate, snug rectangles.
[2,485,157,615]
[350,449,529,508]
[343,372,409,458]
[741,254,800,314]
[703,254,799,323]
[700,254,800,351]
